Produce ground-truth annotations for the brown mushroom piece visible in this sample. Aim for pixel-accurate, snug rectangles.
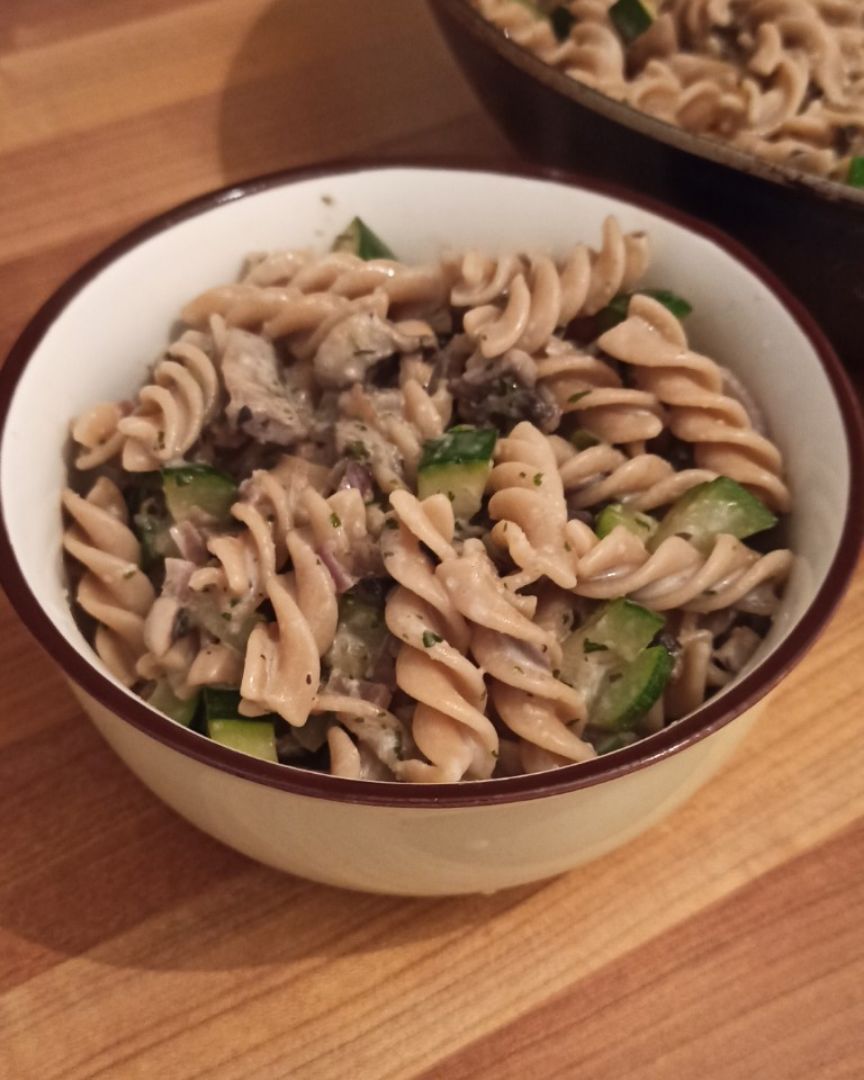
[221,328,314,445]
[313,312,433,389]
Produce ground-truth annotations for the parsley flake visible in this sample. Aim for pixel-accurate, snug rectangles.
[568,390,591,405]
[584,639,608,654]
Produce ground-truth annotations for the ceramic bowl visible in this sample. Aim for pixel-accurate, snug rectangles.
[428,0,864,369]
[0,162,861,896]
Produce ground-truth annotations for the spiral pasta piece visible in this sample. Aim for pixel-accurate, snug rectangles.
[115,331,221,471]
[474,0,576,66]
[555,438,716,511]
[70,402,131,470]
[474,0,864,181]
[62,478,155,686]
[487,421,578,589]
[437,539,594,765]
[597,294,791,511]
[536,341,666,445]
[187,250,453,326]
[574,525,793,613]
[240,572,320,726]
[382,492,496,782]
[456,217,649,358]
[137,634,244,700]
[339,375,452,489]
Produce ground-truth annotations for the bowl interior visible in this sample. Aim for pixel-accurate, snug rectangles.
[0,165,853,742]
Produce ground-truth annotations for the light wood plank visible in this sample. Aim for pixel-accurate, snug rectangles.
[0,0,862,1076]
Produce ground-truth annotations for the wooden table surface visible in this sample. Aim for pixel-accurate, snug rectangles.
[1,3,863,1077]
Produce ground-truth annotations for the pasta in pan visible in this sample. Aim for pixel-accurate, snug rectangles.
[62,215,792,780]
[473,0,864,186]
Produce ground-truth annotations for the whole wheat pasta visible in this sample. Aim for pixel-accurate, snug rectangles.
[474,0,864,184]
[61,215,792,779]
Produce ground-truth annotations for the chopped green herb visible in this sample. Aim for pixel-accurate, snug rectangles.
[584,640,608,654]
[567,390,592,405]
[330,512,342,528]
[569,428,600,451]
[533,472,543,486]
[345,440,369,460]
[122,568,136,579]
[422,631,443,648]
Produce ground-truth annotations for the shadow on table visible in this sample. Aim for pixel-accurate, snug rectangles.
[216,0,505,183]
[0,706,545,979]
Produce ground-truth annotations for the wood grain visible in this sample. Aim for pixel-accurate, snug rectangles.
[0,2,862,1077]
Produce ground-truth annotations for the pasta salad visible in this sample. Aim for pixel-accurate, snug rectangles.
[62,215,792,781]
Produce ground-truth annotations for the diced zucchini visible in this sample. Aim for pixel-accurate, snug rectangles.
[848,157,864,188]
[650,476,777,554]
[609,0,654,44]
[591,645,673,731]
[162,464,237,525]
[203,688,278,761]
[582,598,665,663]
[133,498,177,569]
[332,217,395,260]
[208,719,277,762]
[325,584,390,681]
[511,0,573,39]
[146,680,200,727]
[596,503,658,542]
[597,287,692,332]
[591,730,639,755]
[340,588,386,634]
[203,686,244,723]
[194,600,260,653]
[417,427,497,521]
[559,599,665,715]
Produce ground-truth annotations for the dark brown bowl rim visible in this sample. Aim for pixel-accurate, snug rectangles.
[431,0,864,211]
[0,158,862,809]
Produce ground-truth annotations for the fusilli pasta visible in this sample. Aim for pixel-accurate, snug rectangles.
[473,0,864,184]
[61,215,793,781]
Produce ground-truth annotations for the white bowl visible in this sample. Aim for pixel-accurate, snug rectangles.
[1,163,861,895]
